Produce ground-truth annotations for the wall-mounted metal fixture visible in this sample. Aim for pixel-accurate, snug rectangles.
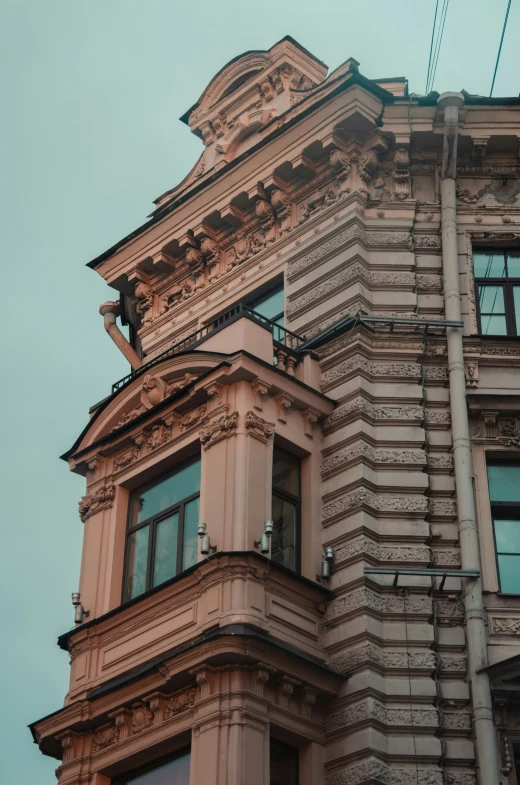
[254,520,273,556]
[71,592,87,625]
[320,546,335,579]
[198,522,216,556]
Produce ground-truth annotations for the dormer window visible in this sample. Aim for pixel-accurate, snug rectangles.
[123,458,201,602]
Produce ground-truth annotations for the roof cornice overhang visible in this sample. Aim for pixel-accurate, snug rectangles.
[87,74,395,273]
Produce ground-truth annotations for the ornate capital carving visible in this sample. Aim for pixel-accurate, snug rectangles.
[245,411,275,442]
[78,483,116,522]
[199,411,238,449]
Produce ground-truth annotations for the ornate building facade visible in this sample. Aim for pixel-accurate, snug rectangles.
[30,36,520,785]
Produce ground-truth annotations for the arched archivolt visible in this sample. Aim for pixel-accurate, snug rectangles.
[72,352,228,453]
[192,51,269,119]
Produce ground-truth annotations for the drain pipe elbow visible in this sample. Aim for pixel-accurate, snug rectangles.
[99,302,142,371]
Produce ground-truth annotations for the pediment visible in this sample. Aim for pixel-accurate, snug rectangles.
[67,352,228,463]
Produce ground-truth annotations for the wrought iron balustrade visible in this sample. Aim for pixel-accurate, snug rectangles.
[111,303,306,393]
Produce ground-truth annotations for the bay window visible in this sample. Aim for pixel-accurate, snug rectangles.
[123,458,200,602]
[488,462,520,593]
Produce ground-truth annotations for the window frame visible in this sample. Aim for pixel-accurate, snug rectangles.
[271,446,302,574]
[113,746,191,785]
[488,460,520,594]
[122,456,201,603]
[474,248,520,337]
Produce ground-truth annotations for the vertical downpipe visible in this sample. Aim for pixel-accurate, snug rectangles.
[437,92,500,785]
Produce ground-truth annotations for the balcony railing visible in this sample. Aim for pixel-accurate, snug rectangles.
[112,303,306,393]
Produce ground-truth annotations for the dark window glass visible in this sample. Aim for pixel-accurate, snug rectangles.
[488,463,520,593]
[126,752,190,785]
[474,249,520,335]
[271,447,301,572]
[123,458,201,602]
[270,739,299,785]
[250,283,284,344]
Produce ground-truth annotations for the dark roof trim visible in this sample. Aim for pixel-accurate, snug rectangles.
[87,72,396,271]
[61,355,231,462]
[58,550,333,651]
[87,623,345,703]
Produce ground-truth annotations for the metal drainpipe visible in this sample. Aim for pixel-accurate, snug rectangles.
[99,301,142,371]
[437,92,499,785]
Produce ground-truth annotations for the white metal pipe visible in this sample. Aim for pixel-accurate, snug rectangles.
[99,301,142,371]
[437,92,500,785]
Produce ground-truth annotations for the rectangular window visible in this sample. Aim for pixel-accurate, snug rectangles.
[474,249,520,336]
[271,447,301,573]
[488,462,520,593]
[123,458,200,602]
[122,751,190,785]
[270,739,299,785]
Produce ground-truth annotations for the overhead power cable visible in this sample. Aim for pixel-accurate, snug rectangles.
[425,0,440,94]
[490,0,512,97]
[426,0,451,94]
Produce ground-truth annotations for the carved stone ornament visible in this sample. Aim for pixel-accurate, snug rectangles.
[79,484,116,522]
[392,147,410,200]
[91,723,119,753]
[251,378,270,410]
[131,702,153,734]
[200,235,221,280]
[245,410,275,442]
[179,404,208,433]
[199,411,239,449]
[499,417,520,448]
[134,280,154,324]
[456,185,479,204]
[493,617,520,635]
[141,374,168,408]
[227,230,262,269]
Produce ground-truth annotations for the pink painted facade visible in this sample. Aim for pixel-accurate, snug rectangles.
[31,36,520,785]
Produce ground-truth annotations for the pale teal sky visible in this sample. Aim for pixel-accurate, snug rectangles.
[1,1,518,782]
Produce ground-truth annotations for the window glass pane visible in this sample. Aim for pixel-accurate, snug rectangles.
[125,525,150,601]
[479,284,505,313]
[182,497,200,570]
[494,520,520,554]
[273,447,300,497]
[271,495,297,571]
[270,739,299,785]
[251,286,284,323]
[497,555,520,593]
[131,459,201,525]
[480,314,508,335]
[474,251,505,278]
[488,465,520,502]
[513,287,520,334]
[153,513,179,588]
[507,251,520,278]
[128,753,191,785]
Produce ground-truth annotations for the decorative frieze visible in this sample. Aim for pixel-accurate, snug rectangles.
[325,758,464,785]
[287,263,416,317]
[321,443,427,474]
[414,234,441,249]
[288,224,412,280]
[199,412,239,449]
[321,355,421,387]
[326,698,438,733]
[78,484,116,522]
[333,536,430,565]
[322,489,428,522]
[324,589,432,622]
[324,397,423,429]
[492,617,520,635]
[327,644,465,675]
